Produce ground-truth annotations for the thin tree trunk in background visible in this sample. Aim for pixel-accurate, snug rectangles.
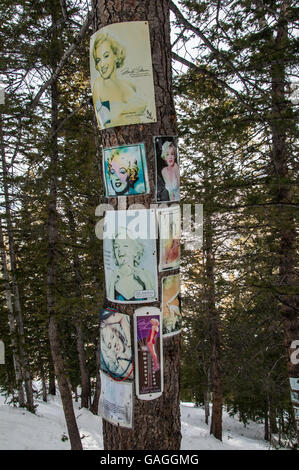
[270,0,299,444]
[0,119,34,413]
[204,369,210,426]
[66,208,90,409]
[93,0,181,450]
[269,400,278,435]
[205,213,222,441]
[89,231,103,415]
[0,218,25,406]
[46,7,82,447]
[90,338,101,415]
[264,404,269,441]
[48,351,56,395]
[38,350,47,402]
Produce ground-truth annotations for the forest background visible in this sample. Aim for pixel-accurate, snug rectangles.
[0,0,298,449]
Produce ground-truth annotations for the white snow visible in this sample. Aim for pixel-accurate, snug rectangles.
[0,391,272,450]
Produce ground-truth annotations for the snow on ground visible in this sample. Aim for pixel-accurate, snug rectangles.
[180,402,270,450]
[0,391,271,450]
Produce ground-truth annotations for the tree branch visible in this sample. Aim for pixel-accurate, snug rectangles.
[26,12,92,115]
[170,0,251,93]
[171,51,257,114]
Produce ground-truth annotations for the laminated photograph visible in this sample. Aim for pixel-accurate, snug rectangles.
[100,308,133,381]
[99,371,133,429]
[291,390,299,404]
[154,136,180,202]
[290,377,299,391]
[103,209,158,303]
[161,274,181,337]
[157,205,181,272]
[90,21,156,129]
[103,143,149,197]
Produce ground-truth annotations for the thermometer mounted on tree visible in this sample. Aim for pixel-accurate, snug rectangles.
[134,307,163,400]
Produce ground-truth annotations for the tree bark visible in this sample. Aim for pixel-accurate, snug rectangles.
[270,0,299,444]
[90,337,101,415]
[66,208,90,409]
[264,404,269,441]
[0,217,25,406]
[205,213,223,441]
[204,368,210,425]
[93,0,181,450]
[0,118,34,412]
[48,350,56,395]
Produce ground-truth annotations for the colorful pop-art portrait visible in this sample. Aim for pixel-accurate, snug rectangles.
[100,309,133,381]
[103,143,149,197]
[154,136,180,202]
[157,205,181,272]
[103,209,158,304]
[161,274,181,337]
[90,21,156,130]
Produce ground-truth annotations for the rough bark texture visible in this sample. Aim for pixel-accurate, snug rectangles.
[93,0,181,450]
[270,0,299,444]
[205,213,222,441]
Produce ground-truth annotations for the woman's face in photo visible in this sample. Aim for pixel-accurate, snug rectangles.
[165,144,176,167]
[102,326,124,358]
[109,156,130,194]
[114,239,135,267]
[95,40,116,80]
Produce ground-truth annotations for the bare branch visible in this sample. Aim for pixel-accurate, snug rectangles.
[170,0,251,94]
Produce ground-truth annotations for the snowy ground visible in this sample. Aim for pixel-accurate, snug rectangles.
[0,391,272,450]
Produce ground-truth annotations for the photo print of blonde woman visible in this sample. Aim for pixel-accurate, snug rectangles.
[99,308,133,381]
[103,209,158,304]
[154,136,180,202]
[157,205,181,272]
[90,21,156,130]
[161,274,181,337]
[103,143,149,197]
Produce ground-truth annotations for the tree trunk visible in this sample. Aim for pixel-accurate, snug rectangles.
[269,400,278,435]
[204,369,210,425]
[0,119,34,413]
[264,404,269,441]
[66,208,90,409]
[90,337,101,415]
[205,213,222,441]
[0,217,25,406]
[46,15,82,446]
[39,355,48,403]
[48,351,56,395]
[93,0,181,450]
[270,0,299,444]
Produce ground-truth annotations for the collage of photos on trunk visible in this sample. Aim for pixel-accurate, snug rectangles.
[90,20,182,428]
